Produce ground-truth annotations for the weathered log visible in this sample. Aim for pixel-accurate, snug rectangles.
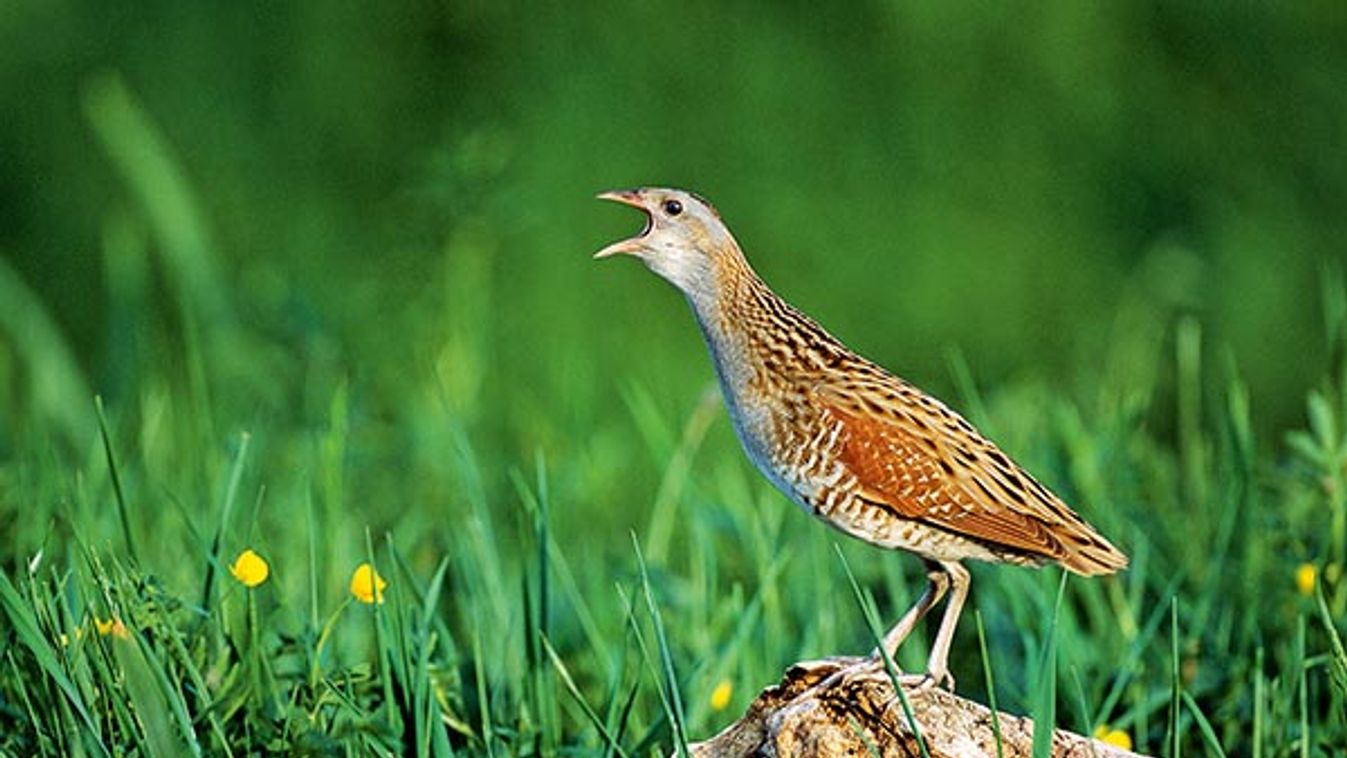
[687,657,1148,758]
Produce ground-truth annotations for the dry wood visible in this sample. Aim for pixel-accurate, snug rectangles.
[686,657,1148,758]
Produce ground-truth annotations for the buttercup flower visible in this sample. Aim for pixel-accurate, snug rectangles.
[350,563,387,604]
[95,617,130,640]
[710,679,733,711]
[59,628,85,648]
[1093,724,1133,750]
[1295,563,1316,596]
[230,549,270,588]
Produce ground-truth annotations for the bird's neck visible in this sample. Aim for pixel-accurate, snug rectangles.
[683,247,821,400]
[683,247,766,360]
[682,243,852,399]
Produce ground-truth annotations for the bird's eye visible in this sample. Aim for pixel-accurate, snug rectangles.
[663,199,683,216]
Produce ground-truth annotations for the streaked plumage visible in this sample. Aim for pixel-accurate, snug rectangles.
[596,187,1127,688]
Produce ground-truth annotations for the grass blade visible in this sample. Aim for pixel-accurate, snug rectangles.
[1169,599,1182,758]
[0,571,108,756]
[0,257,93,446]
[81,72,228,321]
[835,545,930,758]
[541,634,631,758]
[1314,585,1347,701]
[1179,691,1226,758]
[1031,572,1067,758]
[94,396,138,564]
[975,610,1004,758]
[632,536,690,757]
[201,432,250,614]
[1297,615,1308,758]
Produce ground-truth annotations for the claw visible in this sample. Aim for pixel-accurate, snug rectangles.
[885,669,954,692]
[864,655,944,691]
[928,669,955,691]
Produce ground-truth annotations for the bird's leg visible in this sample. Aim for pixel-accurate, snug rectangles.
[873,561,949,663]
[922,561,970,690]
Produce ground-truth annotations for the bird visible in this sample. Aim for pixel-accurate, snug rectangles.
[594,187,1128,690]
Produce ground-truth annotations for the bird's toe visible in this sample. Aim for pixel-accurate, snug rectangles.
[927,669,955,692]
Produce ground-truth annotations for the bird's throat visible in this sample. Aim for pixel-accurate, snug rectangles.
[685,266,785,404]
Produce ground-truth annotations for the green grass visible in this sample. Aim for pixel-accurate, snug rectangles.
[3,255,1347,756]
[3,48,1347,756]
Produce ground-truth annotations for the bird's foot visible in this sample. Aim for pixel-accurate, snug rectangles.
[862,651,955,691]
[893,670,955,693]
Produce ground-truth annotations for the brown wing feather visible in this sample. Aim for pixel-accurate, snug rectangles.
[814,379,1127,575]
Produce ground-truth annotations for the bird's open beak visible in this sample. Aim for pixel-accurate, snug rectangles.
[594,189,652,259]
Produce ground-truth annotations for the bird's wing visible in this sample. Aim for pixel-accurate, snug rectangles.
[812,377,1127,574]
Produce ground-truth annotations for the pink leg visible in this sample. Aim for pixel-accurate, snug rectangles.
[923,561,970,690]
[876,561,949,658]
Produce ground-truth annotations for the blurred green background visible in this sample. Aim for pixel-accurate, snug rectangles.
[4,0,1346,620]
[2,2,1347,752]
[4,0,1346,597]
[3,2,1344,448]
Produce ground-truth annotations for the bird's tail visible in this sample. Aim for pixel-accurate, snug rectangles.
[1059,529,1129,576]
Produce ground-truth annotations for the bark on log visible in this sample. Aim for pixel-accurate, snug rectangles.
[687,657,1148,758]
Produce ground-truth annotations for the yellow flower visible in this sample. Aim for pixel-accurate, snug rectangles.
[59,624,89,647]
[1295,563,1316,596]
[230,549,270,588]
[95,617,130,640]
[710,678,733,711]
[350,563,387,604]
[1093,724,1133,750]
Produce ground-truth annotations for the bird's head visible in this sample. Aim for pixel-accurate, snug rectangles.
[595,187,741,296]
